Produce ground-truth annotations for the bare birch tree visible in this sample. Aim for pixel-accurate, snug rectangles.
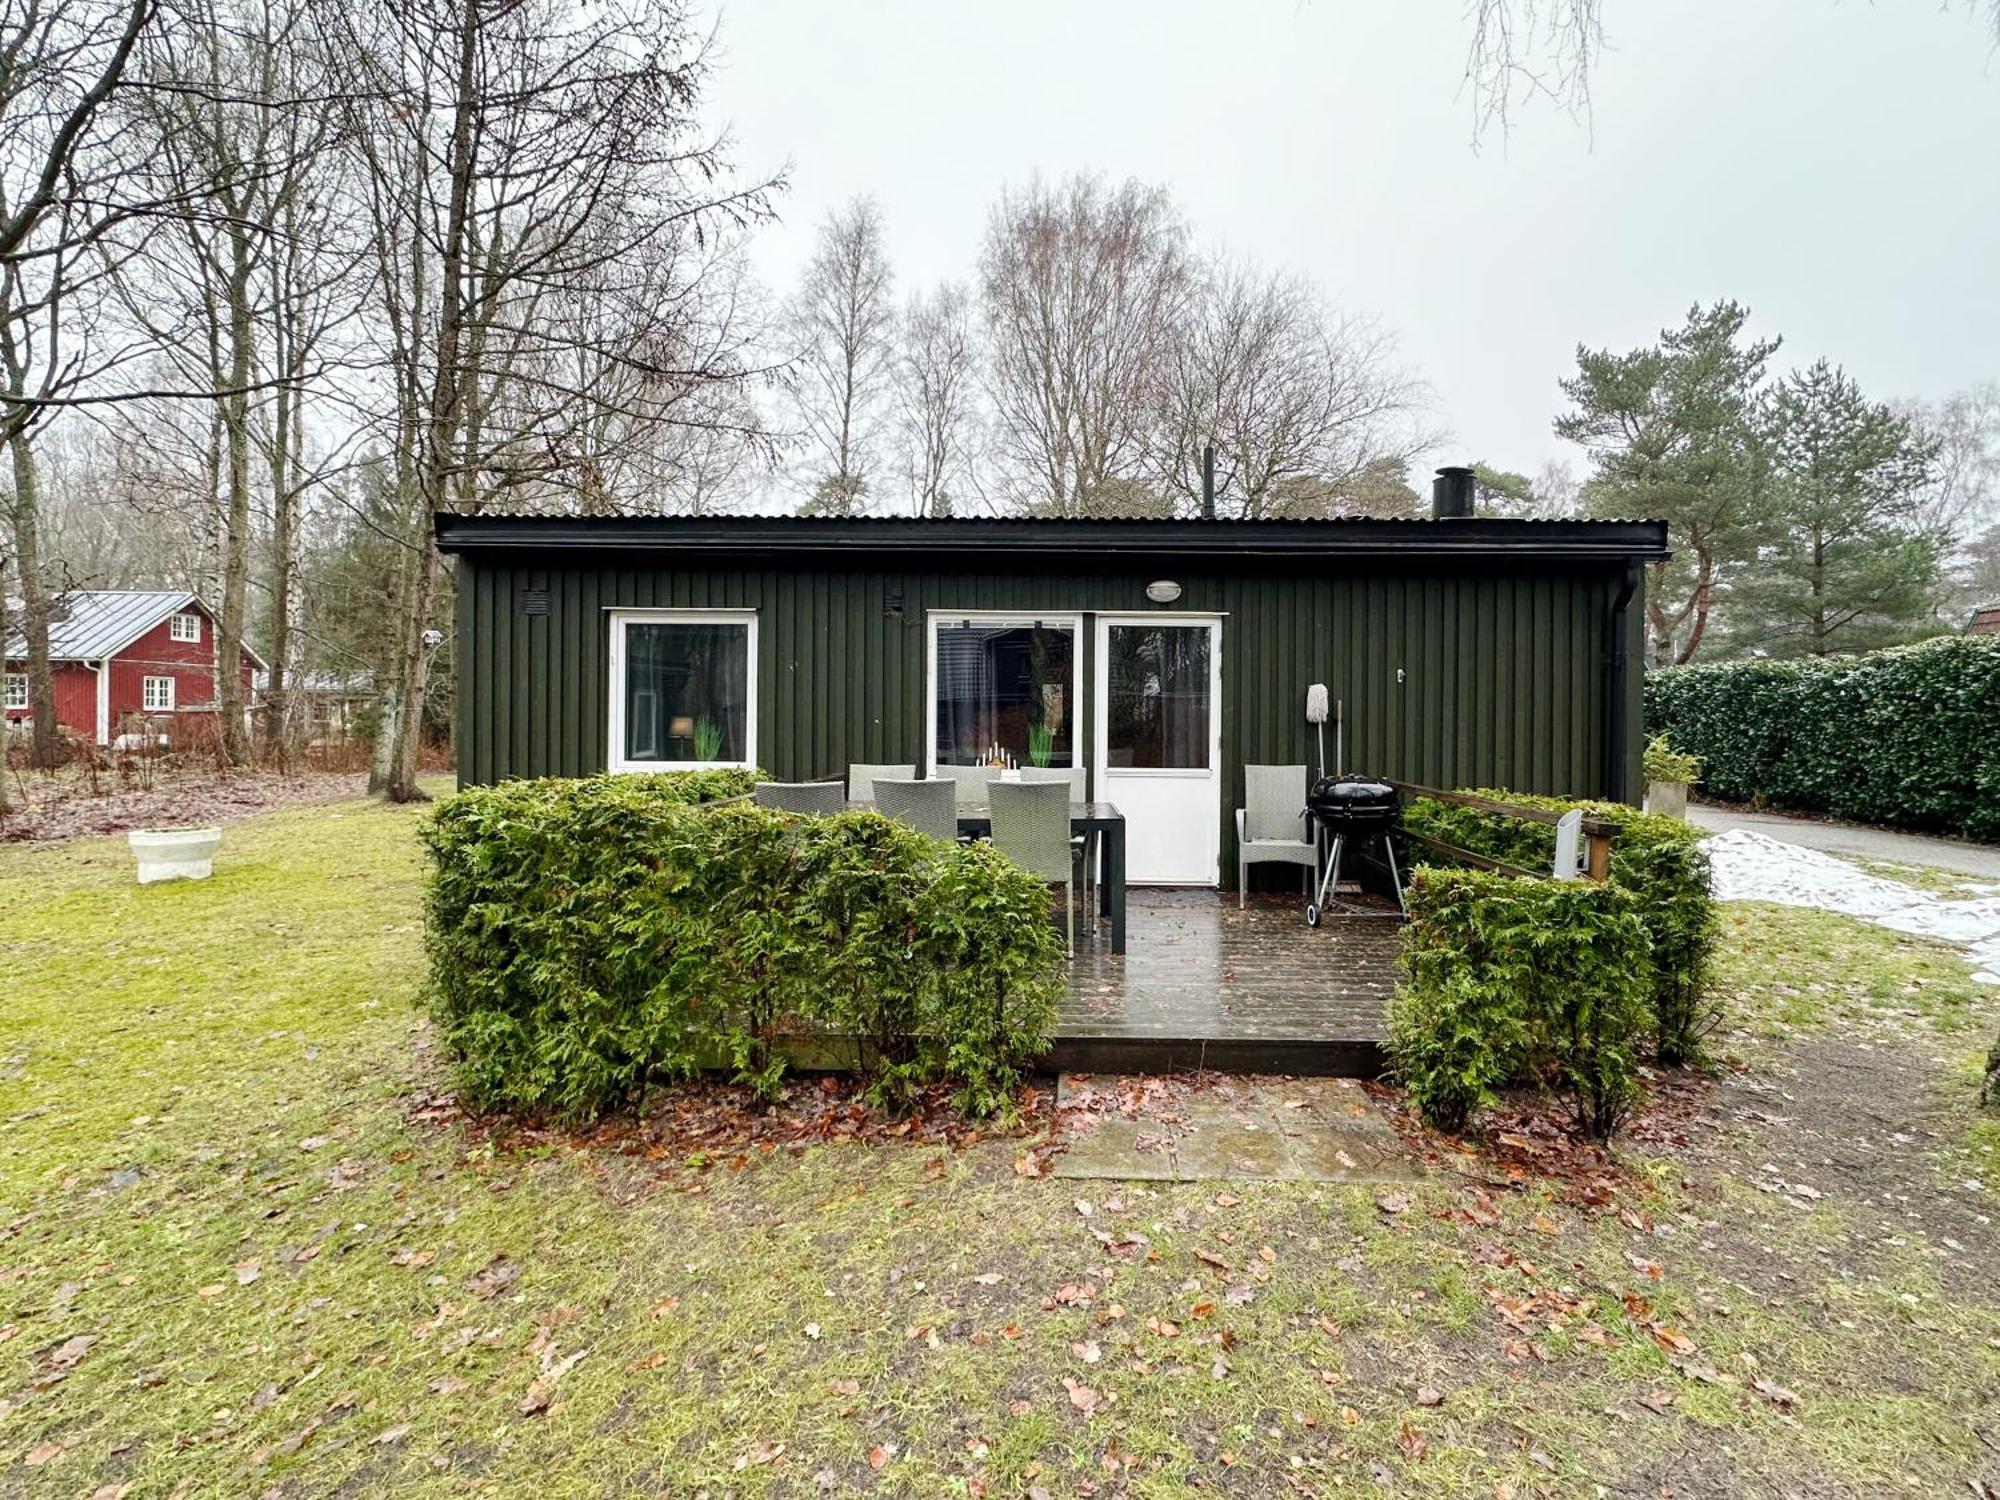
[1145,260,1431,518]
[1,0,153,767]
[335,0,776,800]
[788,197,893,516]
[979,175,1187,516]
[894,281,979,518]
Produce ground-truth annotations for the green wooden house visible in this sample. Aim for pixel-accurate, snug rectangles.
[436,477,1668,889]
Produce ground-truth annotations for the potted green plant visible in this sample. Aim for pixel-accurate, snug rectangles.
[693,715,723,762]
[1027,723,1054,768]
[1642,734,1702,819]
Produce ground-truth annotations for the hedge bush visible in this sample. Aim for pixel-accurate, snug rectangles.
[420,771,1066,1120]
[1645,636,2000,841]
[1401,791,1720,1066]
[1390,868,1653,1140]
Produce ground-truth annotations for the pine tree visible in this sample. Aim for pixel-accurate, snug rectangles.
[1555,301,1777,664]
[1732,361,1939,656]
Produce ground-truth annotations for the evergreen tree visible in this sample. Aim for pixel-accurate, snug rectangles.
[1555,302,1777,664]
[1732,361,1939,656]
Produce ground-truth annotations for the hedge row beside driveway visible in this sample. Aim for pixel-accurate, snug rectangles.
[1645,636,2000,842]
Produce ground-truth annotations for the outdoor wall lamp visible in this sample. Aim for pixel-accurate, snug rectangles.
[1145,580,1183,604]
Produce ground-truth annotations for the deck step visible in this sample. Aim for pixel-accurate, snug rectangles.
[1045,1034,1384,1079]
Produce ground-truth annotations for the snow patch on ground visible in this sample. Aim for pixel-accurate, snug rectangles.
[1704,828,2000,985]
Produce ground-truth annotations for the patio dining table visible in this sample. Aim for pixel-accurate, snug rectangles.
[847,799,1128,954]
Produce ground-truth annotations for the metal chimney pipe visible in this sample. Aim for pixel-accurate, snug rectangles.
[1201,444,1216,520]
[1431,465,1475,520]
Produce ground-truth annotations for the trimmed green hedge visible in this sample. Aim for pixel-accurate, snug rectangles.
[1390,868,1653,1140]
[420,772,1066,1120]
[1645,636,2000,842]
[1401,792,1719,1066]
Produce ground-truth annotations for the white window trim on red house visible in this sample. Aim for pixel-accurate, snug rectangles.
[3,672,25,709]
[142,675,176,712]
[169,611,202,643]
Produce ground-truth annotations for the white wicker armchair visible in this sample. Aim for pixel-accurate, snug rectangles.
[1235,764,1317,908]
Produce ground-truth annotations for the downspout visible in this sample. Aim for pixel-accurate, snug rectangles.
[1606,562,1639,803]
[92,659,110,746]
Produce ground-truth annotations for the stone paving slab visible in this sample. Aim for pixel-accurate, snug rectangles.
[1051,1072,1421,1183]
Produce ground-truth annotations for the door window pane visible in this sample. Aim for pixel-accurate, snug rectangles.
[933,621,1075,767]
[1105,624,1210,769]
[623,621,749,764]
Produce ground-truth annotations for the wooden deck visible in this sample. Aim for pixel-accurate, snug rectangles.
[1050,890,1402,1077]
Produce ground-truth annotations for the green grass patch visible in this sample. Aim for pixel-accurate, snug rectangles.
[2,795,1998,1495]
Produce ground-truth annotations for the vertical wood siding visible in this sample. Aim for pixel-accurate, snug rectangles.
[453,557,1644,880]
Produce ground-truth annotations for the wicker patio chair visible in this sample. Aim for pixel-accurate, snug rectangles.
[989,779,1078,957]
[937,764,1001,804]
[753,780,847,815]
[847,762,917,804]
[1019,765,1092,923]
[1236,764,1317,908]
[873,777,959,841]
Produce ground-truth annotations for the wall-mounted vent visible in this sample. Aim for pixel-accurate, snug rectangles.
[518,587,551,616]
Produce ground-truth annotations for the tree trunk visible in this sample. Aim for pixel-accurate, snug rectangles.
[1674,543,1716,666]
[7,430,63,769]
[262,272,302,761]
[380,0,479,803]
[0,578,11,816]
[214,232,257,767]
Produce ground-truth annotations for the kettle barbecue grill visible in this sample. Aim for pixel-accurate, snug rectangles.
[1303,774,1406,925]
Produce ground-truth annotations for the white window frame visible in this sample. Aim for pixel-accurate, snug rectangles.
[169,611,202,643]
[142,675,176,712]
[606,608,758,773]
[3,672,25,709]
[925,609,1086,776]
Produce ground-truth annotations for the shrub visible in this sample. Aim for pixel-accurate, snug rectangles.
[1401,791,1720,1066]
[1641,734,1703,786]
[1646,636,2000,841]
[1390,868,1652,1140]
[420,771,1066,1120]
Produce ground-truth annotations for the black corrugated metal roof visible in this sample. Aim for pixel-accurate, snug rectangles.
[434,512,1671,563]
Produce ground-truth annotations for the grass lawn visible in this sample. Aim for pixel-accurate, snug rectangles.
[4,792,1999,1497]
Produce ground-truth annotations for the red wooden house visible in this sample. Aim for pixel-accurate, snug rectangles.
[4,591,264,746]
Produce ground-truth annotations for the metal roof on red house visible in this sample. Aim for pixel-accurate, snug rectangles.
[4,590,268,667]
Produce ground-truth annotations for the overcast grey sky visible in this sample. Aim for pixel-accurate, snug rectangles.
[703,0,1999,480]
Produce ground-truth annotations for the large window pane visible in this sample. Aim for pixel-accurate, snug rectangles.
[1105,624,1210,769]
[933,621,1075,767]
[623,621,749,764]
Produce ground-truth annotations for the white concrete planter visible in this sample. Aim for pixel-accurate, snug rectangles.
[1646,780,1689,819]
[128,827,222,884]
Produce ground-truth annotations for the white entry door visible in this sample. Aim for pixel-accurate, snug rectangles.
[1094,614,1222,886]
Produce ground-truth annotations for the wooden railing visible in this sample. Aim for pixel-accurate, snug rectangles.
[1389,780,1616,883]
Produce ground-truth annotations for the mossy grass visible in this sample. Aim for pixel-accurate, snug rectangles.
[1,790,1995,1495]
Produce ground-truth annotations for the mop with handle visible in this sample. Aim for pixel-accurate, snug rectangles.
[1304,685,1330,921]
[1306,684,1329,777]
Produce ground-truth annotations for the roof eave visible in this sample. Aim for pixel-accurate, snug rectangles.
[433,514,1672,565]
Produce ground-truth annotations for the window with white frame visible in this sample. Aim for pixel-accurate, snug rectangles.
[607,610,756,771]
[142,676,176,711]
[928,613,1080,770]
[169,611,201,643]
[3,673,25,709]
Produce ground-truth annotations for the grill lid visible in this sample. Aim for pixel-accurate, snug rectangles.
[1307,775,1400,823]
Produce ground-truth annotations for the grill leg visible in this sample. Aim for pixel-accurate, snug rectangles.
[1381,832,1407,917]
[1313,834,1344,911]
